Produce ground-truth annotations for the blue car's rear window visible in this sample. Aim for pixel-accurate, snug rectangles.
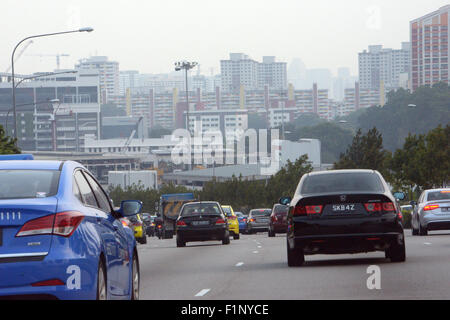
[0,170,60,199]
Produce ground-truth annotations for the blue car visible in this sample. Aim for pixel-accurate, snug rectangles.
[235,212,248,234]
[0,160,142,300]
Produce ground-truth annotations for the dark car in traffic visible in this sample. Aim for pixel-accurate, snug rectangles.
[268,204,289,237]
[247,209,272,234]
[280,169,406,267]
[175,202,230,247]
[142,213,156,237]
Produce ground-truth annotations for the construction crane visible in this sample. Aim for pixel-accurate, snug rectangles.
[4,40,34,73]
[27,53,70,70]
[121,117,144,154]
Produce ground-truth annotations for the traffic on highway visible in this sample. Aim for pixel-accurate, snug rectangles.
[1,154,449,302]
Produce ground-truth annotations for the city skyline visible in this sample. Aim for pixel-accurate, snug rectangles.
[1,0,449,77]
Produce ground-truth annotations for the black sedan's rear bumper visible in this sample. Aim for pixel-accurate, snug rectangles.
[289,214,404,255]
[291,232,404,255]
[177,226,228,242]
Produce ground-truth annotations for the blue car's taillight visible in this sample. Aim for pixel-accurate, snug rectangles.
[16,211,84,238]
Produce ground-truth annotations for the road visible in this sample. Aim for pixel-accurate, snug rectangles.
[137,231,450,300]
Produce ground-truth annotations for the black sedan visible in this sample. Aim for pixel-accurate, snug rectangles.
[175,202,230,247]
[280,169,406,267]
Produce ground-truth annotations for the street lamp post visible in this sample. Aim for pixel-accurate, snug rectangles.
[11,27,93,145]
[175,61,198,132]
[175,60,198,171]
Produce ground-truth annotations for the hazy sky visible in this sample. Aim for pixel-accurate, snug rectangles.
[1,0,449,77]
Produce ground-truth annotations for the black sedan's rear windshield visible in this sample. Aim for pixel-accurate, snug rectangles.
[0,170,60,199]
[181,203,222,216]
[300,172,385,194]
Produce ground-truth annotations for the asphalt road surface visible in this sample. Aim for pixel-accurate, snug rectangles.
[137,231,450,300]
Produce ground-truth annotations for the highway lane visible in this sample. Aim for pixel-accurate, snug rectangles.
[137,231,450,300]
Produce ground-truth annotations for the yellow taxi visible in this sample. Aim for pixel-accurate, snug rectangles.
[221,205,240,240]
[127,214,147,244]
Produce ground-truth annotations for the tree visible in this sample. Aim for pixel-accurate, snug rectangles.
[294,122,354,163]
[356,82,450,152]
[0,125,20,154]
[390,125,449,191]
[334,127,389,174]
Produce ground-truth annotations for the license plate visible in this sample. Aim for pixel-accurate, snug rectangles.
[192,221,209,226]
[442,207,449,212]
[332,204,356,212]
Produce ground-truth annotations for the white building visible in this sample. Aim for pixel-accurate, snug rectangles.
[76,56,120,103]
[0,69,101,151]
[359,43,411,90]
[258,56,287,90]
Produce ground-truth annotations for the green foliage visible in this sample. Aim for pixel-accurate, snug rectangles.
[294,122,354,163]
[199,155,313,213]
[108,183,191,213]
[0,125,20,154]
[356,82,450,152]
[390,125,449,191]
[333,127,390,174]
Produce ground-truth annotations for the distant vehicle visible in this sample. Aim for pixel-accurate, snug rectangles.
[235,212,248,234]
[128,214,147,244]
[268,204,289,237]
[142,213,155,237]
[175,202,230,247]
[247,209,272,234]
[158,193,196,239]
[411,188,450,236]
[0,160,142,300]
[221,205,240,240]
[279,169,406,267]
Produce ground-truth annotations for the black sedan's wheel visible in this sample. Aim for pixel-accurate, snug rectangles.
[176,236,186,247]
[388,238,406,263]
[268,227,275,237]
[287,238,305,267]
[233,233,240,240]
[96,259,107,300]
[131,253,140,300]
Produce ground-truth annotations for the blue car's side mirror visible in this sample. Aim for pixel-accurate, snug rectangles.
[279,196,292,206]
[118,200,143,217]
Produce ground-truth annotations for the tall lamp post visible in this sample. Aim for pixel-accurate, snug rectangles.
[174,61,198,132]
[11,27,94,145]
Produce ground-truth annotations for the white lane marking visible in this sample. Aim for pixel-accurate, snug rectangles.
[195,289,211,297]
[424,242,432,246]
[253,251,259,254]
[257,246,262,249]
[235,262,244,267]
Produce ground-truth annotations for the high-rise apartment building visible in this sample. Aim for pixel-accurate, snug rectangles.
[220,53,287,92]
[410,5,449,91]
[76,56,120,103]
[258,56,287,90]
[359,43,411,91]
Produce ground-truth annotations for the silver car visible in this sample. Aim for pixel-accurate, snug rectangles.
[247,209,272,234]
[411,188,450,236]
